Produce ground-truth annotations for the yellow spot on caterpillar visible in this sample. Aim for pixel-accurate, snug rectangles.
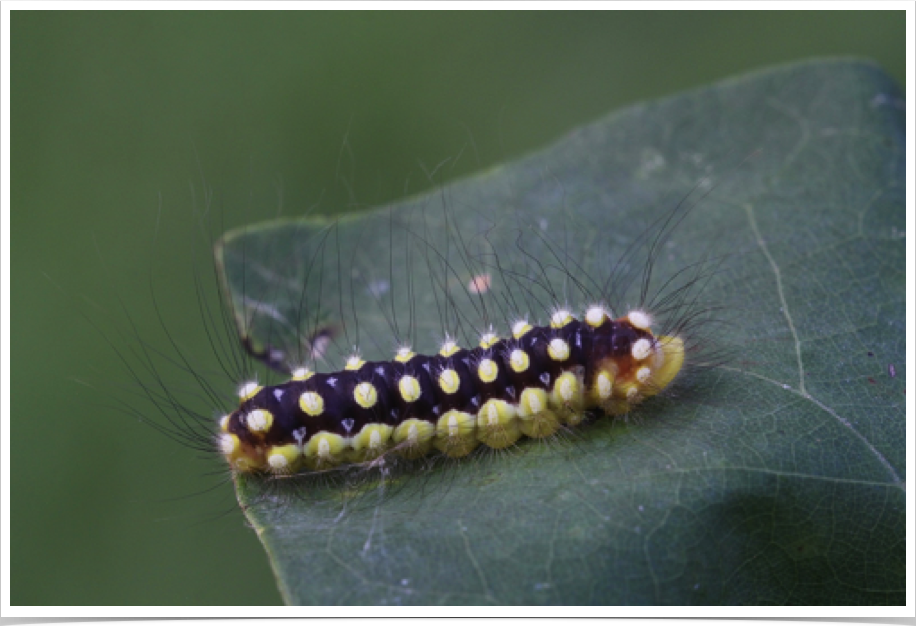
[304,432,347,469]
[476,399,521,448]
[479,331,500,348]
[548,338,570,361]
[477,359,499,383]
[245,409,273,434]
[218,433,239,457]
[585,306,608,327]
[398,375,421,403]
[439,339,460,357]
[219,433,264,473]
[359,424,392,449]
[512,320,533,339]
[395,346,416,362]
[291,367,314,381]
[551,371,585,425]
[589,367,619,412]
[509,349,530,373]
[353,382,378,408]
[393,418,435,459]
[550,308,574,328]
[627,310,652,330]
[345,354,365,370]
[434,410,478,457]
[595,371,614,400]
[299,391,324,416]
[350,423,393,461]
[237,381,262,402]
[218,414,230,432]
[554,375,576,402]
[521,387,545,413]
[267,444,301,474]
[636,366,652,384]
[631,337,652,361]
[438,368,461,394]
[517,387,560,438]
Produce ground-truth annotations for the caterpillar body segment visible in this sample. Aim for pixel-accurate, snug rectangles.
[220,309,685,474]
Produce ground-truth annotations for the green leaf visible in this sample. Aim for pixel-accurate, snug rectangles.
[217,60,905,605]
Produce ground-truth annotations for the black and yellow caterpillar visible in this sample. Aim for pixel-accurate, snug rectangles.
[218,306,684,474]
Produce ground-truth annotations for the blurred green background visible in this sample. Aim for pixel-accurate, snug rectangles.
[11,11,905,606]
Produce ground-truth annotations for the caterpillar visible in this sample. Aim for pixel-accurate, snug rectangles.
[200,159,728,485]
[116,144,735,515]
[221,309,684,474]
[93,144,736,609]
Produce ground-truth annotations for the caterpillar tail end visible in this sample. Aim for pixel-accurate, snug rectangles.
[643,334,685,397]
[598,332,686,416]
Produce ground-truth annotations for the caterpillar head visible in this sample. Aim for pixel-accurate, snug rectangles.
[216,381,308,475]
